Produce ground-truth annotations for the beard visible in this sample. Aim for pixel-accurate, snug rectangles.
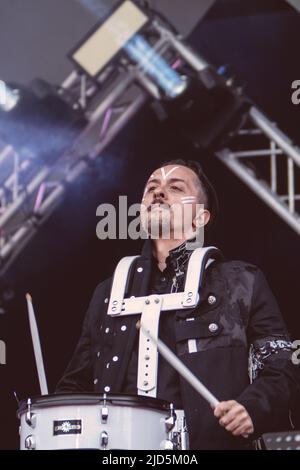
[140,201,201,241]
[141,203,172,239]
[141,202,192,240]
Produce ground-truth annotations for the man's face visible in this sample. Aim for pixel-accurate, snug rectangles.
[140,164,210,240]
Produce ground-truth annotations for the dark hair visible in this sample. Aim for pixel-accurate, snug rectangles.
[162,158,219,230]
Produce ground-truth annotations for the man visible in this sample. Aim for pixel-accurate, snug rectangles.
[56,159,294,450]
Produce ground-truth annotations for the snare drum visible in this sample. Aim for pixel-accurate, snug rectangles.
[18,393,188,450]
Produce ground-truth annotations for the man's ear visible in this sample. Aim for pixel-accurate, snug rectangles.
[193,208,211,230]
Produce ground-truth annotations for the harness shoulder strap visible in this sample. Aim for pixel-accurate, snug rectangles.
[183,246,221,307]
[107,256,139,316]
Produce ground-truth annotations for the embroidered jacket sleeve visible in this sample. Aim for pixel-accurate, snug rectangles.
[237,268,294,437]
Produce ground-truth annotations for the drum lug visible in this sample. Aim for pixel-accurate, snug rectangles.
[100,431,109,449]
[25,435,36,450]
[101,394,109,423]
[25,398,36,428]
[160,439,175,450]
[101,406,109,424]
[165,403,176,432]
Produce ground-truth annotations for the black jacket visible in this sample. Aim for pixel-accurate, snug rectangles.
[56,243,294,450]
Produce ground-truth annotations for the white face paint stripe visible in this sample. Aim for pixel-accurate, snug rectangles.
[181,197,197,203]
[160,166,179,180]
[144,167,183,200]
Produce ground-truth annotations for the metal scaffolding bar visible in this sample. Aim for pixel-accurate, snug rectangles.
[217,106,300,235]
[1,8,300,277]
[0,13,203,275]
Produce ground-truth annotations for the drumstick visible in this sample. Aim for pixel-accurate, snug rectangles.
[26,293,48,395]
[139,322,219,408]
[139,323,250,439]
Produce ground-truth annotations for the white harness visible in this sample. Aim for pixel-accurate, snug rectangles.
[107,246,219,398]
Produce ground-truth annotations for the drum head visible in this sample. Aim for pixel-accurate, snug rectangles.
[18,393,170,416]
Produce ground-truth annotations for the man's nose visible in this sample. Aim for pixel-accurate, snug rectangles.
[153,187,165,200]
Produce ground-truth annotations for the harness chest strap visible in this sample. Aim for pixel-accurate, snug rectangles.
[107,246,220,398]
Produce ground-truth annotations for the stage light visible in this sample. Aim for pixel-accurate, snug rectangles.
[153,69,250,152]
[70,0,187,99]
[70,0,247,149]
[0,80,20,112]
[124,34,187,98]
[71,1,149,77]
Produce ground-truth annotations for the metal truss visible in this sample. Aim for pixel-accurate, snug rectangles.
[0,73,147,275]
[217,107,300,235]
[0,13,212,276]
[0,9,299,276]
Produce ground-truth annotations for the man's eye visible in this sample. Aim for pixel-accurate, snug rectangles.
[170,185,183,191]
[147,186,157,192]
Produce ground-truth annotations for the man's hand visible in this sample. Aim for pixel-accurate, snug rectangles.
[214,400,254,437]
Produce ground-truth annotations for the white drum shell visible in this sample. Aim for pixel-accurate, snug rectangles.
[19,397,170,450]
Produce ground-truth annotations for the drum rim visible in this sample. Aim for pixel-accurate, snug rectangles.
[18,393,171,416]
